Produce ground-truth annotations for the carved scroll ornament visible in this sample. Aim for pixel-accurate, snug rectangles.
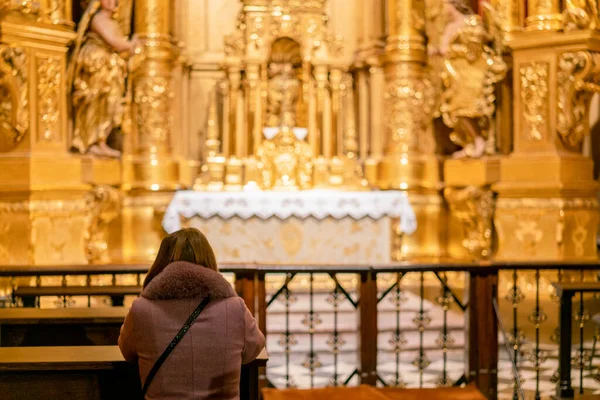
[444,186,495,259]
[557,51,600,150]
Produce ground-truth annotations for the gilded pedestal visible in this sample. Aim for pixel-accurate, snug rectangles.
[0,10,92,265]
[495,30,600,261]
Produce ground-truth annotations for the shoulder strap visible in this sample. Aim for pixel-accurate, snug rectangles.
[141,297,211,396]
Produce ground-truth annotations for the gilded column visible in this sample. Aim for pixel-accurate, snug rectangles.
[224,66,243,190]
[313,64,330,186]
[243,63,261,186]
[122,0,180,262]
[357,70,369,161]
[343,72,358,158]
[330,67,343,157]
[490,0,524,33]
[381,0,444,259]
[369,66,384,160]
[226,67,241,157]
[525,0,562,31]
[220,79,231,158]
[125,0,179,189]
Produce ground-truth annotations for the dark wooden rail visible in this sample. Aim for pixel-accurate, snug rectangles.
[0,346,267,400]
[13,286,142,307]
[1,260,599,276]
[0,307,127,346]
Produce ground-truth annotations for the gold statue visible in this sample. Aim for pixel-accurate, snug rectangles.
[67,0,136,158]
[439,0,506,159]
[256,38,313,190]
[564,0,600,31]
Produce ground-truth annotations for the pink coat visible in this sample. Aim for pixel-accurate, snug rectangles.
[118,261,265,400]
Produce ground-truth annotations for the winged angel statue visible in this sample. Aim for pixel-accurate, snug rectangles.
[67,0,138,158]
[434,0,507,159]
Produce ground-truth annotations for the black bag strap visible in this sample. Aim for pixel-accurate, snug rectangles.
[141,296,211,397]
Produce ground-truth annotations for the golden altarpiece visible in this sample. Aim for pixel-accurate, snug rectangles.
[0,0,599,267]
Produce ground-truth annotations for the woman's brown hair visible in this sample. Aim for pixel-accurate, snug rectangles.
[143,228,218,288]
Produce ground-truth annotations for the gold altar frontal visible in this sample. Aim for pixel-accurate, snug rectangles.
[182,217,390,264]
[163,191,415,264]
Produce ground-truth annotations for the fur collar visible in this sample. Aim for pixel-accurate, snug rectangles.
[141,261,236,300]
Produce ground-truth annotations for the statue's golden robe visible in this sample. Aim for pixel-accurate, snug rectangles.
[68,0,133,154]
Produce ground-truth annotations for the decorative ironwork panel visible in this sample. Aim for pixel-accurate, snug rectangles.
[376,271,468,388]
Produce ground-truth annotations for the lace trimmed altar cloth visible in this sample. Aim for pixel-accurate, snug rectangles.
[163,190,416,264]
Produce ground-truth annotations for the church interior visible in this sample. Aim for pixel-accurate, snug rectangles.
[1,0,600,399]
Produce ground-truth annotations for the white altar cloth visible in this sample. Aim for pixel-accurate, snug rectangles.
[162,190,415,264]
[163,190,416,234]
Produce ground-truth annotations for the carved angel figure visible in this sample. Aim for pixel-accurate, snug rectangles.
[439,0,506,159]
[67,0,136,158]
[563,0,600,31]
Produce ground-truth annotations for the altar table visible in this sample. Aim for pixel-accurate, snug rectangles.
[162,191,416,264]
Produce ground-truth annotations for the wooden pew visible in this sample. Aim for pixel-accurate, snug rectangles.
[0,307,128,347]
[13,285,142,307]
[0,346,268,400]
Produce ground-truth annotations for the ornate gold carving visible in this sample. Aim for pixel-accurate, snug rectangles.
[36,56,61,142]
[520,62,549,142]
[0,0,41,15]
[212,1,363,191]
[571,211,590,257]
[0,197,91,265]
[557,51,600,150]
[440,5,507,159]
[256,49,313,190]
[514,212,544,257]
[0,220,11,263]
[497,197,599,210]
[256,128,313,190]
[133,76,174,152]
[563,0,599,31]
[525,0,562,31]
[0,45,28,152]
[85,186,120,263]
[384,77,434,155]
[445,186,495,259]
[489,0,524,32]
[1,0,71,23]
[224,0,342,60]
[495,197,599,260]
